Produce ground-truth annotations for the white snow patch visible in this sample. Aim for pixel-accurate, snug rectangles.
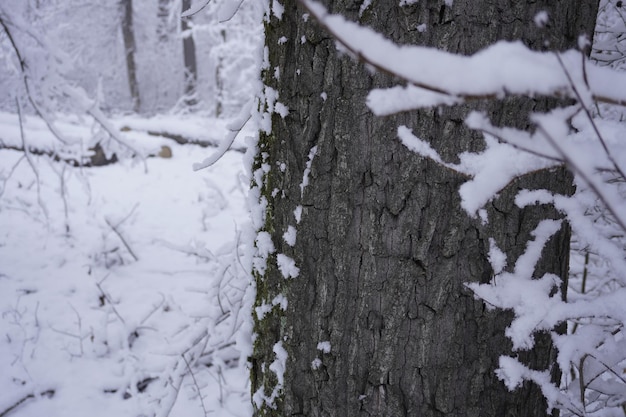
[278,36,287,45]
[256,303,272,320]
[359,0,373,16]
[272,294,288,310]
[534,11,548,28]
[269,341,288,385]
[275,102,289,118]
[397,126,444,163]
[317,341,331,353]
[478,208,488,224]
[283,225,297,246]
[276,254,299,278]
[311,358,322,370]
[300,145,318,196]
[272,1,284,19]
[294,205,303,224]
[256,231,276,257]
[488,238,507,275]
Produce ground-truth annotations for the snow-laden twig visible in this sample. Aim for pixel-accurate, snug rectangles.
[193,99,252,170]
[555,52,626,182]
[535,119,626,233]
[300,0,626,112]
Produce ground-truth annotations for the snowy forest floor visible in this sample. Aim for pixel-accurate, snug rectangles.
[0,112,252,417]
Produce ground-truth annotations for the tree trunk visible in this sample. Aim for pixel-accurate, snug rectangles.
[181,0,197,105]
[157,0,171,43]
[120,0,140,113]
[251,1,598,417]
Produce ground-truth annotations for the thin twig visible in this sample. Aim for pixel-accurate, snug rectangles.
[140,293,166,325]
[95,281,126,326]
[182,354,210,417]
[104,217,139,261]
[537,123,626,233]
[0,154,26,200]
[556,53,626,182]
[16,97,48,219]
[0,390,55,417]
[473,126,564,163]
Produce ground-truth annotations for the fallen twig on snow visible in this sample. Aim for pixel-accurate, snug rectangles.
[0,389,55,417]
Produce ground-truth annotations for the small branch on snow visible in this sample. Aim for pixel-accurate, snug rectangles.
[0,154,25,200]
[95,280,127,326]
[104,211,139,262]
[0,389,55,417]
[182,354,210,417]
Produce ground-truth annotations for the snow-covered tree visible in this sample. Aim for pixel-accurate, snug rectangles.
[120,0,141,113]
[249,1,601,416]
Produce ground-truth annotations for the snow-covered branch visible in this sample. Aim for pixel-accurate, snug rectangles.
[301,0,626,114]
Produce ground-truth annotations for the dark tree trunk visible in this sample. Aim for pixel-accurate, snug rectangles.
[181,0,197,105]
[120,0,140,113]
[251,1,598,417]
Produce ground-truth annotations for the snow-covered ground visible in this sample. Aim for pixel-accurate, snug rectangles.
[0,113,253,417]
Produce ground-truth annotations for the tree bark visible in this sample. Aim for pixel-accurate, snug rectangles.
[251,1,598,416]
[120,0,140,113]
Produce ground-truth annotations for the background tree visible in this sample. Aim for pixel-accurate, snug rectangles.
[120,0,141,113]
[157,0,172,43]
[251,1,599,416]
[181,0,198,105]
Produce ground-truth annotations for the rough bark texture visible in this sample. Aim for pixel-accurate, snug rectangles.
[120,0,140,113]
[252,1,598,416]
